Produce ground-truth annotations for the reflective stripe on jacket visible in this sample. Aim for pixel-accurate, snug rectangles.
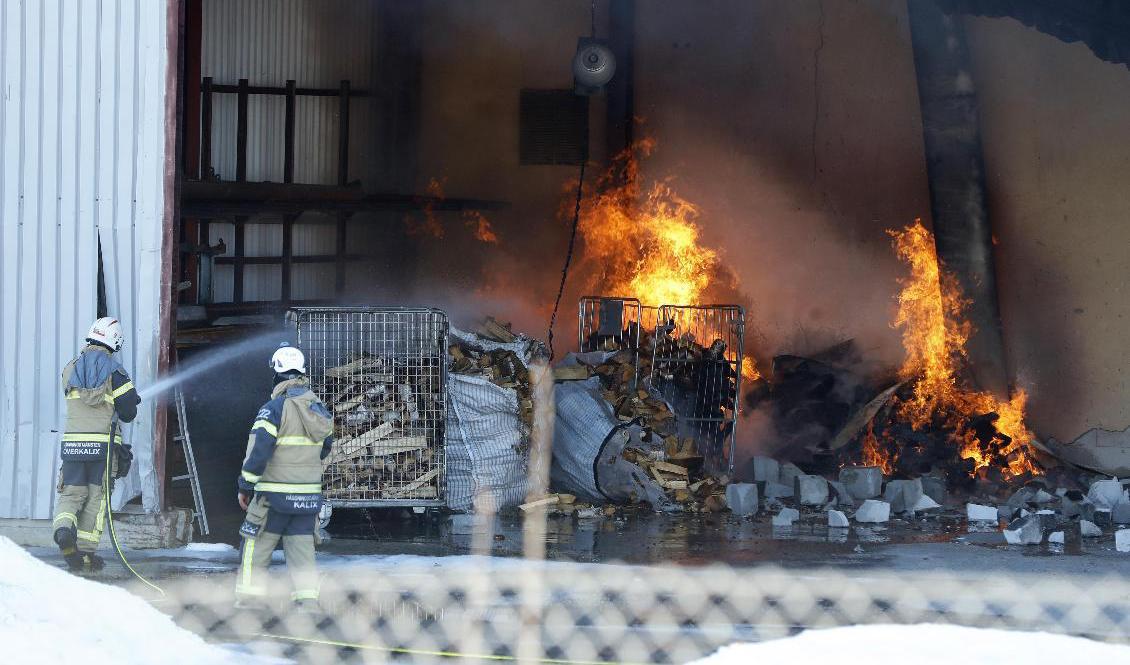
[238,377,333,512]
[60,345,140,461]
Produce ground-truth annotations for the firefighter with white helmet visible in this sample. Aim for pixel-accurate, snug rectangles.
[53,317,140,572]
[234,343,333,609]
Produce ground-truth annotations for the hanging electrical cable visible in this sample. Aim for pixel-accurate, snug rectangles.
[549,0,608,359]
[547,158,587,361]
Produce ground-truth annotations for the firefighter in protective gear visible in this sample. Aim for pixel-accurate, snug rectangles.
[53,317,140,572]
[235,344,333,608]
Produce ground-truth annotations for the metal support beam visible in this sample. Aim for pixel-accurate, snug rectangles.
[236,78,248,182]
[337,80,351,186]
[907,0,1009,398]
[605,0,636,163]
[200,76,212,179]
[284,80,296,184]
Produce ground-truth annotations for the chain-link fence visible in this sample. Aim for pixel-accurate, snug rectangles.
[160,540,1130,664]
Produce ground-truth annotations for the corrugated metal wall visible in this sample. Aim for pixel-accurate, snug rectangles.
[0,0,169,518]
[201,0,379,302]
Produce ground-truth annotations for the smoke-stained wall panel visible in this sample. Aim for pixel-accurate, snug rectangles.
[965,16,1130,441]
[0,0,170,519]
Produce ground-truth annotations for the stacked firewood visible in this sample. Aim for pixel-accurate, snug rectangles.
[315,355,443,500]
[621,436,729,511]
[448,317,542,451]
[554,340,731,510]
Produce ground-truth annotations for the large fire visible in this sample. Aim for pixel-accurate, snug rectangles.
[573,141,760,380]
[887,219,1037,479]
[574,140,734,308]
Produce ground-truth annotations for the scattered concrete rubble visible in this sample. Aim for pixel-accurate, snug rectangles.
[883,479,924,514]
[1003,515,1043,545]
[1080,520,1103,538]
[725,483,758,516]
[1086,479,1127,511]
[828,510,850,528]
[1118,529,1130,553]
[772,507,800,527]
[838,466,882,500]
[855,500,891,523]
[967,503,999,522]
[795,474,829,506]
[535,444,1130,554]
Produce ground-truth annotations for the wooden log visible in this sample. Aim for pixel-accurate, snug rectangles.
[651,461,689,476]
[325,357,379,379]
[370,435,427,456]
[384,467,440,497]
[553,365,592,381]
[519,495,560,511]
[478,317,516,343]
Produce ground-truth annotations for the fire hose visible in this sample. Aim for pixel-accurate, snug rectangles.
[103,415,166,599]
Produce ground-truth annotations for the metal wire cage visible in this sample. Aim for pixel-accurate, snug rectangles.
[577,297,659,391]
[290,307,448,507]
[650,305,746,474]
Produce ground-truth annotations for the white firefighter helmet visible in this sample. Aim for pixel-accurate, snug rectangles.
[269,344,306,375]
[86,317,124,352]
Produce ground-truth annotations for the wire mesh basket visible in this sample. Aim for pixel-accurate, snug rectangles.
[650,304,745,473]
[290,307,448,507]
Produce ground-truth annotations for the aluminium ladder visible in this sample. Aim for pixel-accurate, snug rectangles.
[171,387,209,535]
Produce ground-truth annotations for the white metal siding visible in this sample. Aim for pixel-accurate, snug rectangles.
[0,0,169,518]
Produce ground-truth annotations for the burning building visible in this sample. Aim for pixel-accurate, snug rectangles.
[3,0,1130,544]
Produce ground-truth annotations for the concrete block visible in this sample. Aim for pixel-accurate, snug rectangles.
[751,457,780,484]
[1060,491,1095,521]
[883,478,924,514]
[1087,479,1126,510]
[112,507,194,550]
[828,510,850,528]
[920,475,947,505]
[1003,515,1043,545]
[780,462,804,487]
[911,494,941,512]
[1034,489,1056,504]
[855,500,891,523]
[1048,531,1065,545]
[1035,509,1057,531]
[725,483,759,516]
[762,481,793,500]
[838,466,883,500]
[966,503,999,522]
[1112,499,1130,524]
[828,480,856,507]
[1081,520,1103,538]
[772,507,800,527]
[795,474,829,506]
[1117,529,1130,553]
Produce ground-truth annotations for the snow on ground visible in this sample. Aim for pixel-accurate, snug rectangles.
[183,542,237,553]
[0,537,254,665]
[691,624,1130,664]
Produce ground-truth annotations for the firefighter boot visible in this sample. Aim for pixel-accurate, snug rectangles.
[53,525,77,549]
[53,526,86,571]
[82,553,105,573]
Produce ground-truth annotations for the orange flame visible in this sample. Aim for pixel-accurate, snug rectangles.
[463,211,499,244]
[860,422,895,475]
[888,219,1037,479]
[741,356,761,381]
[573,140,737,307]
